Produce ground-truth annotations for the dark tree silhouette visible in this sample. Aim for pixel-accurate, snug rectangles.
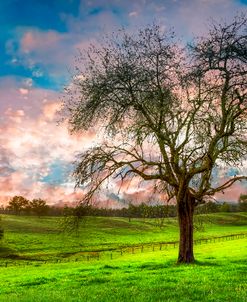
[238,194,247,211]
[30,199,48,217]
[7,196,29,215]
[63,16,247,263]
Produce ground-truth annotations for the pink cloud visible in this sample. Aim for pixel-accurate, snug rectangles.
[21,30,62,54]
[0,78,97,205]
[0,76,59,117]
[6,30,76,76]
[19,88,29,95]
[0,171,84,206]
[216,182,247,202]
[1,87,245,206]
[42,101,61,121]
[174,0,242,37]
[129,11,138,17]
[1,2,246,207]
[19,29,78,73]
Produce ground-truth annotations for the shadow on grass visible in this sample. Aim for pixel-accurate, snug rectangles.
[158,259,222,268]
[0,246,17,258]
[20,277,57,287]
[229,259,247,265]
[1,254,41,261]
[138,261,171,270]
[193,260,221,267]
[85,277,109,285]
[102,264,119,269]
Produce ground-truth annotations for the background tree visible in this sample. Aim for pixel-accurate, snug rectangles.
[30,199,49,217]
[7,196,29,215]
[201,201,219,213]
[61,202,91,235]
[219,202,231,212]
[238,194,247,211]
[63,16,247,263]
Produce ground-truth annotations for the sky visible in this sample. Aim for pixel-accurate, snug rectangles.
[0,0,247,206]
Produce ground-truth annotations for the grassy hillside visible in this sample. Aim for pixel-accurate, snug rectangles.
[0,213,246,301]
[0,212,246,262]
[0,238,246,302]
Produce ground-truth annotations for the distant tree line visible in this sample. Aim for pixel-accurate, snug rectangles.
[0,195,246,218]
[1,196,50,217]
[65,203,178,220]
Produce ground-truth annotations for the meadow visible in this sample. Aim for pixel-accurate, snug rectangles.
[0,213,246,301]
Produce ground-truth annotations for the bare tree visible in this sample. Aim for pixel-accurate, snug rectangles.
[62,16,247,263]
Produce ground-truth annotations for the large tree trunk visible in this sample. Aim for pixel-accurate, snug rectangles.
[177,193,195,263]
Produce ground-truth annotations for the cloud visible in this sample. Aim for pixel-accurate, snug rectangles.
[21,30,62,54]
[5,29,77,87]
[5,0,245,86]
[19,88,29,95]
[1,0,246,206]
[0,170,85,206]
[0,76,58,117]
[216,182,247,202]
[172,0,244,38]
[0,78,96,205]
[129,11,138,17]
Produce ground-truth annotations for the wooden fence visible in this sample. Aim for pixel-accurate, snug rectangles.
[0,232,246,267]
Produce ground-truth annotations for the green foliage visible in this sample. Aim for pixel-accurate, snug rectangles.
[238,194,247,211]
[3,198,245,218]
[29,199,48,217]
[219,202,231,212]
[7,196,29,215]
[239,194,247,201]
[195,201,219,214]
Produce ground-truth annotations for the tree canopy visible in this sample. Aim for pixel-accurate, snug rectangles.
[7,196,29,215]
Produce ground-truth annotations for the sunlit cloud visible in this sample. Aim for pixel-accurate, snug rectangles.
[0,78,96,204]
[0,0,246,205]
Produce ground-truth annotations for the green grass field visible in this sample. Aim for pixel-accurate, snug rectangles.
[0,213,246,301]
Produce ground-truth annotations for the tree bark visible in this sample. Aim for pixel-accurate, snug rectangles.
[177,193,195,263]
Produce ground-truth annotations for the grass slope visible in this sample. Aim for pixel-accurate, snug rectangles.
[0,238,246,302]
[0,213,246,301]
[0,212,246,262]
